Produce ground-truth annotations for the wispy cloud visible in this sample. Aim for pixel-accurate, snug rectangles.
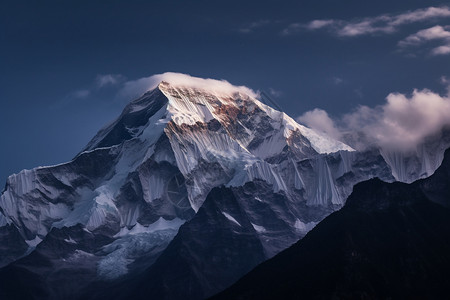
[95,74,125,88]
[268,88,282,97]
[53,75,125,108]
[50,89,91,109]
[285,6,450,37]
[354,88,363,99]
[281,23,303,36]
[72,89,90,99]
[333,77,344,85]
[397,25,450,56]
[398,25,450,46]
[239,20,271,34]
[307,20,336,30]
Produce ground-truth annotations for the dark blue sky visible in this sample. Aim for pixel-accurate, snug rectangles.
[1,0,450,184]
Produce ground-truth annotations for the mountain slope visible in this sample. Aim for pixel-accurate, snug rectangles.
[77,151,396,300]
[212,149,450,300]
[0,75,366,298]
[0,76,358,267]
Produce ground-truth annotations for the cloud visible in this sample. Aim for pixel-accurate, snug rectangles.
[390,6,450,25]
[72,89,90,99]
[431,44,450,55]
[354,88,363,98]
[397,25,450,56]
[333,77,344,85]
[298,109,342,139]
[239,20,271,34]
[95,74,125,88]
[282,20,336,35]
[50,89,91,109]
[118,72,259,100]
[57,72,259,109]
[268,88,283,97]
[398,25,450,47]
[287,6,450,37]
[281,23,303,35]
[299,85,450,151]
[307,20,336,30]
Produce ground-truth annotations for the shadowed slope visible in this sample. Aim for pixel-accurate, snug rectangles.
[213,149,450,299]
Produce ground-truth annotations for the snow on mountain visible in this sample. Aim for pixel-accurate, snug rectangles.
[380,129,450,183]
[212,149,450,300]
[0,73,442,299]
[0,75,358,272]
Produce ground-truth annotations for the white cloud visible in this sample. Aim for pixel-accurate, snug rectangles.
[299,86,450,151]
[298,109,342,139]
[118,72,259,100]
[398,25,450,47]
[289,6,450,37]
[390,6,450,25]
[96,74,125,88]
[282,19,338,35]
[397,25,450,56]
[307,20,336,30]
[431,44,450,55]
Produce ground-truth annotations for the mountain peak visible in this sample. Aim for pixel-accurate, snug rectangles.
[75,74,355,214]
[151,72,259,98]
[84,74,354,156]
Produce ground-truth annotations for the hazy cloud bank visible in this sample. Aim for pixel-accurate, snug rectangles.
[298,86,450,151]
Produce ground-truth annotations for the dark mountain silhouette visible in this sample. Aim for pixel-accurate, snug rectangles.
[212,149,450,300]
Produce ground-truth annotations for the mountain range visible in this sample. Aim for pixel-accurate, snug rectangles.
[213,148,450,299]
[0,74,448,299]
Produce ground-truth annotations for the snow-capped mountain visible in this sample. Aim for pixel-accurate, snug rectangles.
[0,73,444,299]
[341,127,450,183]
[380,129,450,183]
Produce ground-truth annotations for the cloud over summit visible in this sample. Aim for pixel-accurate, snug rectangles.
[118,72,259,100]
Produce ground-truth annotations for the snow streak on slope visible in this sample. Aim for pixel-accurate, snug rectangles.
[157,81,354,210]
